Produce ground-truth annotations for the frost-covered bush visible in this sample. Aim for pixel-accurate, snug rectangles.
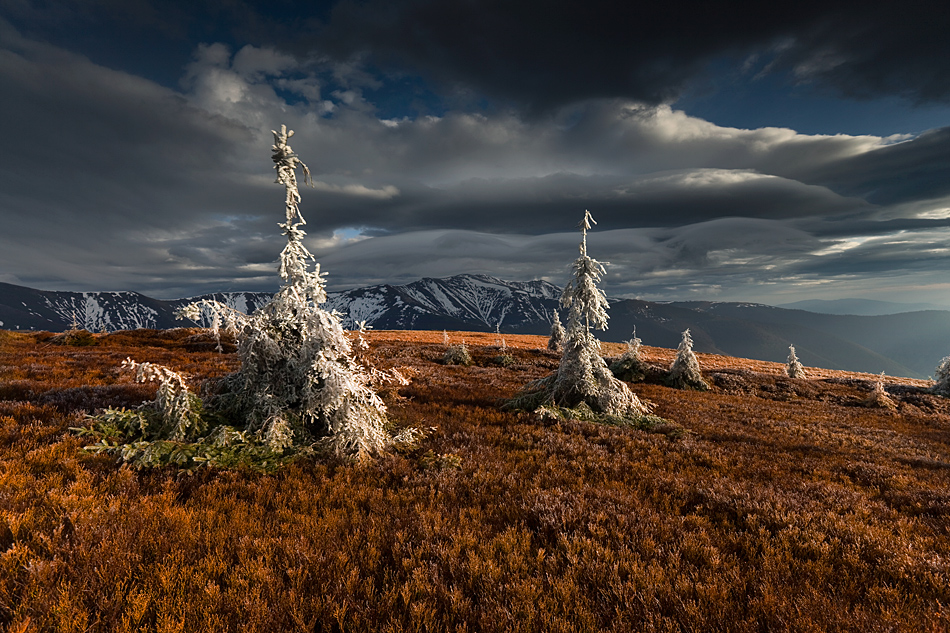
[74,361,293,470]
[547,310,565,352]
[667,329,709,390]
[786,344,806,379]
[508,211,651,420]
[933,356,950,396]
[610,328,647,382]
[865,371,896,409]
[121,358,205,441]
[443,344,473,366]
[78,125,412,465]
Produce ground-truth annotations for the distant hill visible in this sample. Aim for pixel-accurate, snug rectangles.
[3,276,950,378]
[777,298,949,315]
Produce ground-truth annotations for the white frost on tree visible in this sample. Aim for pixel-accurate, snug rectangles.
[511,211,650,418]
[178,125,394,456]
[622,328,642,361]
[547,310,565,352]
[933,356,950,396]
[609,327,647,382]
[865,371,896,409]
[121,358,205,441]
[786,344,806,379]
[667,329,709,390]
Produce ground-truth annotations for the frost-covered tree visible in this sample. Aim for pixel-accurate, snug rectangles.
[81,125,410,465]
[667,329,709,390]
[547,310,565,352]
[865,371,896,409]
[443,343,473,366]
[610,327,647,382]
[932,356,950,396]
[786,344,806,379]
[509,211,650,419]
[179,125,396,456]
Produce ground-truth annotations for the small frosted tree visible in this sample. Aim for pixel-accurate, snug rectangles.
[443,342,473,366]
[786,344,806,378]
[547,310,565,352]
[865,371,896,409]
[610,327,647,382]
[508,211,650,419]
[932,356,950,396]
[667,329,709,390]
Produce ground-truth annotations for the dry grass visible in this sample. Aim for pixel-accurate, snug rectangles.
[0,328,948,632]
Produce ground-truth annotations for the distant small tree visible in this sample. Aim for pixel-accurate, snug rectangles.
[865,371,896,409]
[443,343,473,366]
[610,327,647,382]
[547,310,565,352]
[786,344,806,378]
[508,211,651,419]
[667,329,709,390]
[932,356,950,396]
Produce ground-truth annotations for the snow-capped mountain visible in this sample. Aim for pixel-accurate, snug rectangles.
[0,282,273,333]
[0,275,562,334]
[5,275,950,378]
[325,274,562,332]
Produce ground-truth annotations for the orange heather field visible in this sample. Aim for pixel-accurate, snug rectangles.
[0,328,948,632]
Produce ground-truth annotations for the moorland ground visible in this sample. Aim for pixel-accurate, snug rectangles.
[0,328,948,632]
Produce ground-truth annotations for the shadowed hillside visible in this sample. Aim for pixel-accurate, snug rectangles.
[0,328,948,631]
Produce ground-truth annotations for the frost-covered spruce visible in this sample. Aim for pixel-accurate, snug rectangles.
[932,356,950,396]
[511,211,650,418]
[547,310,565,352]
[667,329,709,390]
[786,344,806,379]
[609,328,647,382]
[179,125,392,456]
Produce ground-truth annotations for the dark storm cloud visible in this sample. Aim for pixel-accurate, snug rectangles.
[318,0,950,112]
[329,170,871,234]
[1,15,948,306]
[803,127,950,205]
[5,0,948,112]
[769,4,950,104]
[798,217,950,239]
[0,21,282,295]
[313,218,822,294]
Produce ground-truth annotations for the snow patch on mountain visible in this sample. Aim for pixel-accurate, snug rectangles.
[325,274,562,331]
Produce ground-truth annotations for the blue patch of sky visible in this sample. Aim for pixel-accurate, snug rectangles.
[363,74,449,119]
[676,60,950,137]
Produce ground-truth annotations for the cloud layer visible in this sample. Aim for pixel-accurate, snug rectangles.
[0,13,948,307]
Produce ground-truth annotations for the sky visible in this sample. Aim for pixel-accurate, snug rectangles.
[1,1,950,306]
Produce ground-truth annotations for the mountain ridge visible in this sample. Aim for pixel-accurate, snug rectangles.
[2,276,949,378]
[777,298,950,315]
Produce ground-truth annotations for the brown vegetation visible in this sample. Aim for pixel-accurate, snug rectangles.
[1,327,948,631]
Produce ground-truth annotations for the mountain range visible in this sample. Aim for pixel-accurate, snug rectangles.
[777,298,950,315]
[2,275,949,379]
